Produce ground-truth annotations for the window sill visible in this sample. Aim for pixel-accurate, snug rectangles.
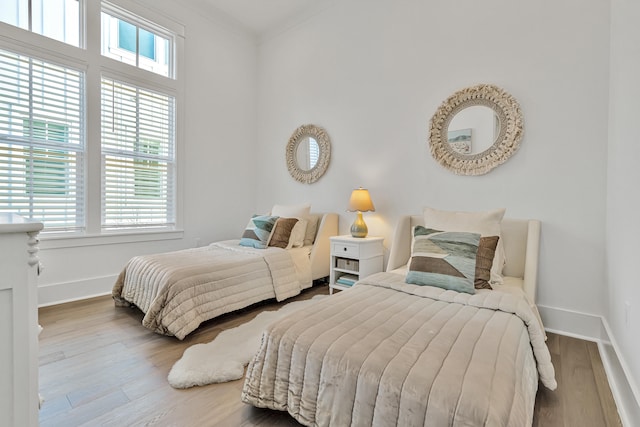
[39,229,184,250]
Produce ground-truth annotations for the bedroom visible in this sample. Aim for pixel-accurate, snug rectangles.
[0,0,638,425]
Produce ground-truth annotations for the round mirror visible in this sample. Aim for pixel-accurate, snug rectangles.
[286,124,331,184]
[429,84,523,175]
[295,136,320,171]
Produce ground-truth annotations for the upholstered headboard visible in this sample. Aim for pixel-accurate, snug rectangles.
[309,213,339,280]
[386,215,541,303]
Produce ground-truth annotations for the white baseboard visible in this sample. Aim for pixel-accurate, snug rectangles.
[38,275,117,307]
[537,304,606,341]
[599,318,640,427]
[538,304,640,427]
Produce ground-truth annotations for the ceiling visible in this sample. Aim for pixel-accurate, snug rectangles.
[195,0,334,36]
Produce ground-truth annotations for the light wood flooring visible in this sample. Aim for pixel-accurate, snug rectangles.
[38,285,622,426]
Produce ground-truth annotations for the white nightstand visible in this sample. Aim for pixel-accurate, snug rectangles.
[329,235,384,294]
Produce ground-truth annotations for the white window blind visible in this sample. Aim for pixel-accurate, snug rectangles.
[0,49,85,232]
[101,77,175,230]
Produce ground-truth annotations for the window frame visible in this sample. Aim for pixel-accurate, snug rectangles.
[101,1,175,79]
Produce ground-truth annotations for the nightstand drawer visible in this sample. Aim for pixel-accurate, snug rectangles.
[336,258,359,271]
[332,242,359,258]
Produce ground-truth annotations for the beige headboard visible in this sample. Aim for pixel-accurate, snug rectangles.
[386,215,541,303]
[309,213,339,280]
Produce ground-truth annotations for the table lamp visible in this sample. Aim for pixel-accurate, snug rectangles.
[347,187,375,238]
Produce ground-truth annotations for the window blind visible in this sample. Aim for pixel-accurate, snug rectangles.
[0,49,85,232]
[101,77,175,230]
[309,139,320,168]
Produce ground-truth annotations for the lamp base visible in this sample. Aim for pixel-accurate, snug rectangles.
[350,211,368,238]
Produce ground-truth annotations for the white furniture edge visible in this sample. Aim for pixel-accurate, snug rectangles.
[0,213,44,234]
[0,213,43,427]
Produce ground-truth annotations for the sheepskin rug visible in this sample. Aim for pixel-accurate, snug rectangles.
[168,295,325,389]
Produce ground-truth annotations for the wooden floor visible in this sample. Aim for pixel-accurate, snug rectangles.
[38,286,622,427]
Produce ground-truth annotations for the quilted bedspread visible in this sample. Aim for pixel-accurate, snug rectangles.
[112,240,309,339]
[241,272,556,427]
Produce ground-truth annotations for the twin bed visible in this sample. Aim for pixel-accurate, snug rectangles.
[112,212,338,339]
[241,214,556,426]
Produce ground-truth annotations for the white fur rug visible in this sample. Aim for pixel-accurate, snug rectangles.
[168,295,325,389]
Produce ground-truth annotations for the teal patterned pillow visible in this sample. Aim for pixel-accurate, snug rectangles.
[405,226,480,294]
[239,215,279,249]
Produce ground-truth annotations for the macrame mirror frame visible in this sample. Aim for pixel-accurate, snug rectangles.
[286,124,331,184]
[428,84,524,176]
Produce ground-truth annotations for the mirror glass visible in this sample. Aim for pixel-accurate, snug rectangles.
[286,124,331,184]
[447,106,499,155]
[295,137,320,171]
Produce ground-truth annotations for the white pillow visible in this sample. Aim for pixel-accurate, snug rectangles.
[271,203,311,218]
[272,203,311,247]
[423,207,506,284]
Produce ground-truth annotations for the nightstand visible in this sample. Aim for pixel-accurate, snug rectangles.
[329,235,384,294]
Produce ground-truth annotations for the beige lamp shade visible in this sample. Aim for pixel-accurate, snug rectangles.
[347,188,374,238]
[347,188,375,213]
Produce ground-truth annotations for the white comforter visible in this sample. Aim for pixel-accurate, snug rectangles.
[242,272,556,426]
[112,240,311,339]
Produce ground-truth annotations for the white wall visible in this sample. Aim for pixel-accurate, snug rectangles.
[255,0,610,316]
[37,0,258,305]
[607,0,640,415]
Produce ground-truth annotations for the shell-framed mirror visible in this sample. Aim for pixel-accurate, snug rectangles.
[286,124,331,184]
[428,84,524,175]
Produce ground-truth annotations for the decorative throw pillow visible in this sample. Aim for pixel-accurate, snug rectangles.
[405,226,480,294]
[239,215,279,249]
[303,215,319,246]
[475,236,499,290]
[423,207,506,284]
[268,218,299,249]
[271,203,312,247]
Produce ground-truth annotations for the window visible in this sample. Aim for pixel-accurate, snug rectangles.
[0,0,181,237]
[101,77,175,230]
[0,49,84,232]
[101,4,172,78]
[100,4,176,232]
[0,0,81,47]
[117,20,157,61]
